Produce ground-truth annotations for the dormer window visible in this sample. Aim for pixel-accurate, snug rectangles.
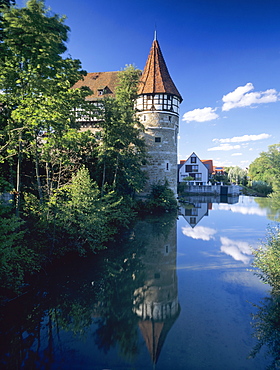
[98,89,104,96]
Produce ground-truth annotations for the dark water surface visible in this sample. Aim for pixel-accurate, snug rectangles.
[1,195,279,369]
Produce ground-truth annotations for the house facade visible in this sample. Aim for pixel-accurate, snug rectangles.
[178,152,209,185]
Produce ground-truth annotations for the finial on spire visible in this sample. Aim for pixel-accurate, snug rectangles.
[154,24,157,41]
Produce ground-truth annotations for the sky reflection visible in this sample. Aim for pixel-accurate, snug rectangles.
[220,236,252,264]
[181,225,217,241]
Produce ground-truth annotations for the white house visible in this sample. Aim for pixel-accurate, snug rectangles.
[178,152,209,185]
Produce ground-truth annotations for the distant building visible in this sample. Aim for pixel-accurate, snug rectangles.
[213,166,225,175]
[178,152,209,185]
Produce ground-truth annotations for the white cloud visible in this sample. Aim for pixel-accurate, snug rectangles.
[182,107,219,123]
[207,143,241,151]
[222,83,279,111]
[182,226,217,241]
[231,153,242,156]
[213,133,271,143]
[213,203,267,216]
[220,236,252,264]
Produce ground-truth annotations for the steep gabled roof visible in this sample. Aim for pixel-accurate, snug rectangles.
[71,71,119,101]
[137,40,183,102]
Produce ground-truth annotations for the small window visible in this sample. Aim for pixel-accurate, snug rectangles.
[98,89,103,96]
[191,157,197,163]
[155,137,161,143]
[166,162,169,171]
[143,115,146,121]
[165,245,169,253]
[167,95,171,100]
[168,116,171,121]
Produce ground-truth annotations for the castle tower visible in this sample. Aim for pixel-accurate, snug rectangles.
[136,37,183,196]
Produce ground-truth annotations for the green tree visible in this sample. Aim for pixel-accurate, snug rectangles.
[0,0,91,213]
[96,65,147,197]
[252,224,280,291]
[248,154,275,186]
[228,166,248,185]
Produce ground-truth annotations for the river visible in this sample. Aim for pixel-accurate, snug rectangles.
[1,195,279,369]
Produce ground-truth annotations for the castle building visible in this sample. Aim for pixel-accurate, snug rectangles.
[136,37,183,196]
[72,37,182,196]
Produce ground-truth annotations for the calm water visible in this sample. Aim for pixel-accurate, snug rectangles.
[1,195,279,369]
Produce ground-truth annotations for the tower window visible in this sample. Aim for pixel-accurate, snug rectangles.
[155,137,161,143]
[169,116,171,121]
[166,162,169,171]
[143,115,146,121]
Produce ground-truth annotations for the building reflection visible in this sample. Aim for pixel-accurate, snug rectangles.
[133,216,180,366]
[179,195,239,227]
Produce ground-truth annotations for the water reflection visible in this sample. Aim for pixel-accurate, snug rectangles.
[133,216,180,365]
[0,213,179,369]
[1,196,279,369]
[250,292,280,369]
[179,195,239,227]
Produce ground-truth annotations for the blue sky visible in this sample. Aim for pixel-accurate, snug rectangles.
[20,0,280,168]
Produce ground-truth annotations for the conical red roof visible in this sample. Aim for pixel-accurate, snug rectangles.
[137,40,182,102]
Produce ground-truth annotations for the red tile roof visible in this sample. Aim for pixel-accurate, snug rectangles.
[137,40,183,102]
[71,71,119,101]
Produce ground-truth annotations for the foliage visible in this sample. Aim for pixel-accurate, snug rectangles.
[249,144,280,199]
[250,293,280,369]
[212,171,229,184]
[252,181,273,196]
[252,224,280,291]
[227,166,248,185]
[143,182,178,213]
[96,65,147,196]
[0,203,40,293]
[47,167,117,256]
[0,0,92,210]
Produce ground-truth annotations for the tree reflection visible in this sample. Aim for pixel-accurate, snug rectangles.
[0,212,179,368]
[250,291,280,369]
[254,197,280,222]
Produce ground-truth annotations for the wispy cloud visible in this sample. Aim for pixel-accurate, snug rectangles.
[182,107,218,123]
[208,143,241,151]
[222,83,279,111]
[231,153,242,156]
[182,226,217,241]
[220,236,252,264]
[213,133,271,143]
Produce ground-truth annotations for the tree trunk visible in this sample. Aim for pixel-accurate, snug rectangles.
[15,132,22,217]
[34,133,43,203]
[101,160,106,197]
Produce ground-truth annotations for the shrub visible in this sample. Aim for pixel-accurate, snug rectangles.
[252,181,273,196]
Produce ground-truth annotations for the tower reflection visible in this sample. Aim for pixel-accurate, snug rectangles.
[133,215,180,365]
